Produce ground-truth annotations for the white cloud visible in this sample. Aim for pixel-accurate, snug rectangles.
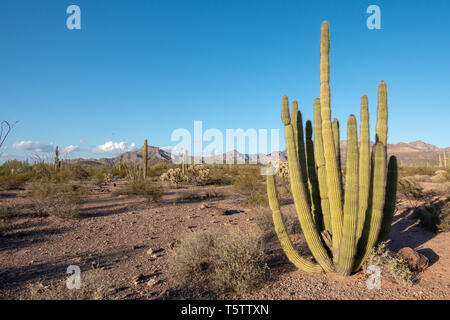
[161,145,187,156]
[92,141,136,155]
[12,141,54,152]
[61,145,80,155]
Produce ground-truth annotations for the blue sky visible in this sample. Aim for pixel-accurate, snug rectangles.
[0,0,449,161]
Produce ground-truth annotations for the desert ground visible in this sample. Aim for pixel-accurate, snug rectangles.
[0,163,449,300]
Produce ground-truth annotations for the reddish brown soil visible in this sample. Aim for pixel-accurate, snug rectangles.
[0,181,448,300]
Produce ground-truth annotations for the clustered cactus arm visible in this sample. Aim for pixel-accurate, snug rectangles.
[282,96,334,273]
[266,168,322,273]
[267,21,398,275]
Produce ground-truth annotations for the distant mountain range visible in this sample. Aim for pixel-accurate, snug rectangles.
[66,141,449,167]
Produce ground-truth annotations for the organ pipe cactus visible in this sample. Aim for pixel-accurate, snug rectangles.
[266,21,398,275]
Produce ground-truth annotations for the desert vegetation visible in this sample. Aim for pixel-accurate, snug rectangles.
[0,22,449,301]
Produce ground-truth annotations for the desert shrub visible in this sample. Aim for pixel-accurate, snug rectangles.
[210,229,269,294]
[176,188,223,202]
[364,242,413,287]
[167,231,216,280]
[186,165,210,185]
[233,169,268,207]
[29,182,87,218]
[414,198,450,233]
[23,269,117,300]
[160,168,188,185]
[430,169,450,184]
[399,166,435,177]
[397,178,433,207]
[148,162,178,177]
[0,160,34,189]
[91,167,113,186]
[167,228,269,295]
[125,179,163,202]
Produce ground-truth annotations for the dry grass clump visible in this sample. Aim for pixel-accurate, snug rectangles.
[29,182,88,218]
[364,242,414,287]
[23,269,117,300]
[254,210,301,240]
[167,228,269,295]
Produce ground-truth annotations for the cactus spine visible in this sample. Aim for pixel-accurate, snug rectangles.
[143,139,148,178]
[266,21,398,276]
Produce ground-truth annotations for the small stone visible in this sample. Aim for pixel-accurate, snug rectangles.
[147,278,157,287]
[133,273,145,285]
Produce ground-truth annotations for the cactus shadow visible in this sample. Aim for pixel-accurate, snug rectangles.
[387,201,444,255]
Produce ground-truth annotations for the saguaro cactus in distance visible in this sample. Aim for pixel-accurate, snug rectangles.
[143,139,148,178]
[54,146,60,170]
[266,21,398,275]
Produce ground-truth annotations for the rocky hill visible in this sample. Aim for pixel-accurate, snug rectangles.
[68,141,448,167]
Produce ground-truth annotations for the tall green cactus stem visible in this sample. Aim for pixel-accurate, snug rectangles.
[377,156,398,244]
[357,95,370,240]
[182,150,187,175]
[54,146,59,171]
[291,100,309,195]
[305,120,323,229]
[444,152,448,168]
[313,98,332,233]
[281,95,334,272]
[143,139,148,178]
[320,21,343,254]
[332,118,343,192]
[336,115,359,275]
[439,154,443,167]
[353,142,387,271]
[266,167,323,272]
[376,81,388,147]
